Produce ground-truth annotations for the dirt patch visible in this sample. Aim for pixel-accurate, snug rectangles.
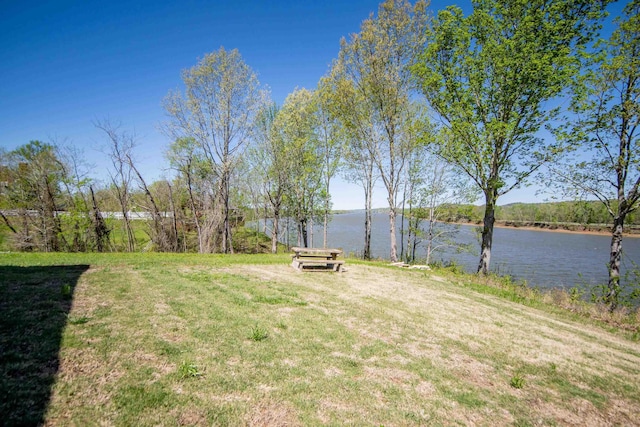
[245,399,301,427]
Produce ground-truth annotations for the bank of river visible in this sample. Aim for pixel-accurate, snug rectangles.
[486,220,639,237]
[281,211,640,291]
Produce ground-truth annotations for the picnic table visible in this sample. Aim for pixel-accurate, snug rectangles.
[290,247,344,272]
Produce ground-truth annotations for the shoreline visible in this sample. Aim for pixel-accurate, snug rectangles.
[454,220,640,238]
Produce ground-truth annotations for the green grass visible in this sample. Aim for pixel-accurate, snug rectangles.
[1,253,639,425]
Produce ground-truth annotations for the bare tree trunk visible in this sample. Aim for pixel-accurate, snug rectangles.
[43,177,64,251]
[123,207,135,252]
[224,173,234,254]
[18,209,33,251]
[0,211,17,234]
[167,181,180,252]
[286,216,291,250]
[113,180,135,252]
[90,186,110,252]
[263,204,268,234]
[400,186,406,262]
[217,170,233,254]
[389,206,398,263]
[271,207,280,254]
[426,205,436,265]
[323,210,328,249]
[478,191,496,275]
[185,171,203,253]
[129,158,168,251]
[606,214,625,310]
[299,217,308,248]
[363,175,373,261]
[323,177,332,249]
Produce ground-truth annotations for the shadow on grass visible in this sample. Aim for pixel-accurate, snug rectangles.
[0,264,90,426]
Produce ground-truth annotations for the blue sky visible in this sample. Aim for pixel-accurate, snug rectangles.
[0,0,625,210]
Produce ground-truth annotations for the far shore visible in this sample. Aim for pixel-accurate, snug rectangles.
[332,209,640,238]
[456,220,640,238]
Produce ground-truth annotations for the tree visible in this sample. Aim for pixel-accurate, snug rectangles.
[96,119,137,252]
[167,137,206,252]
[248,101,290,253]
[4,141,66,251]
[322,66,378,259]
[413,0,607,274]
[333,0,429,262]
[56,143,96,252]
[89,185,110,252]
[163,47,262,253]
[406,152,477,265]
[315,80,344,248]
[274,88,323,248]
[552,0,640,309]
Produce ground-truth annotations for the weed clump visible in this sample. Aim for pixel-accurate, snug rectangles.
[249,325,269,341]
[60,283,72,300]
[510,375,525,389]
[178,361,202,379]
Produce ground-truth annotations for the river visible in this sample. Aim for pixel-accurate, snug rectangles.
[269,211,640,291]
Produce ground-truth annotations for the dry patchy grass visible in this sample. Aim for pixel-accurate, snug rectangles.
[1,253,639,426]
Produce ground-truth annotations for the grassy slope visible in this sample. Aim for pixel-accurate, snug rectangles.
[1,253,639,426]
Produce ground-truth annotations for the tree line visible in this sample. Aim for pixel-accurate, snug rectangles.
[435,201,640,227]
[1,0,638,309]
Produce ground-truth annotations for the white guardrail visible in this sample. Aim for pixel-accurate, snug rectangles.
[0,210,173,219]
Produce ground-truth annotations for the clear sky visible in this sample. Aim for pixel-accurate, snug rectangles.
[0,0,625,210]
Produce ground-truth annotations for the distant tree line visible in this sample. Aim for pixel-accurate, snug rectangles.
[436,201,640,227]
[1,0,638,310]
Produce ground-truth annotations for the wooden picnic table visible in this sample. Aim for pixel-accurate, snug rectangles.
[291,247,344,272]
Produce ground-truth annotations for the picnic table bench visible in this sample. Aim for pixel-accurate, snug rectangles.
[291,247,344,272]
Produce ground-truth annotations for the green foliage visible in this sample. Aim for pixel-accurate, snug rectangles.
[427,200,640,228]
[569,286,585,304]
[268,87,334,248]
[549,0,640,311]
[412,0,607,273]
[163,47,263,254]
[329,0,430,261]
[589,259,640,308]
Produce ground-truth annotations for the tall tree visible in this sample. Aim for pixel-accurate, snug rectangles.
[4,141,66,252]
[315,80,344,248]
[96,119,136,252]
[163,47,262,253]
[334,0,429,262]
[274,88,323,248]
[167,137,206,252]
[413,0,607,274]
[404,149,477,265]
[56,143,94,252]
[552,0,640,309]
[323,67,378,259]
[249,101,290,253]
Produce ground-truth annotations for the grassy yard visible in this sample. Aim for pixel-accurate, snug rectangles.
[1,252,639,426]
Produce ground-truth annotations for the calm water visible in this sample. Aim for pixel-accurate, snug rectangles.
[270,211,640,290]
